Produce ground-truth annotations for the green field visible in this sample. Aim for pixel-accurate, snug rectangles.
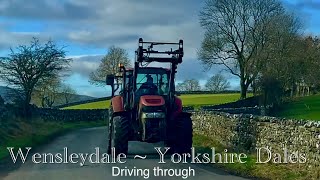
[278,94,320,121]
[63,93,245,110]
[179,93,245,106]
[63,100,111,110]
[63,93,320,121]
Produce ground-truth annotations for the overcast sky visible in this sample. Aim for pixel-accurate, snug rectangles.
[1,0,320,97]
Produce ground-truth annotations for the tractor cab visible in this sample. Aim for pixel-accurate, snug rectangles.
[106,38,192,155]
[135,67,169,103]
[114,67,170,110]
[136,68,169,96]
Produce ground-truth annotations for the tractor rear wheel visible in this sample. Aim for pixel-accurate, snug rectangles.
[173,113,193,154]
[108,115,130,155]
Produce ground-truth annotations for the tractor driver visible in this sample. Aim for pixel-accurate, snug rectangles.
[135,75,158,102]
[140,75,157,90]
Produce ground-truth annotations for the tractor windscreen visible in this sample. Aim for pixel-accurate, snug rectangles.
[135,68,169,96]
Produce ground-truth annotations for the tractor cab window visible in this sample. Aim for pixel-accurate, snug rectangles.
[136,69,169,96]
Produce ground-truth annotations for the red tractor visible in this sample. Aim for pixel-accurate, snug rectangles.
[106,38,192,154]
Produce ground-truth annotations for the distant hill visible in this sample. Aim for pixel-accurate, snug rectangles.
[0,86,96,106]
[0,86,17,103]
[42,92,97,107]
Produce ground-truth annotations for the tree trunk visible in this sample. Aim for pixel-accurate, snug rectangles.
[290,84,294,97]
[240,79,247,99]
[23,91,32,117]
[41,97,46,107]
[48,98,55,107]
[252,80,257,96]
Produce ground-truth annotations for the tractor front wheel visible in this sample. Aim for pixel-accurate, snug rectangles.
[173,113,193,154]
[108,115,130,155]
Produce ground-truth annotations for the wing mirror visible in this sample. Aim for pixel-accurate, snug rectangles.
[106,74,115,86]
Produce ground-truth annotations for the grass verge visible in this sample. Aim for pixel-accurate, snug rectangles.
[277,94,320,121]
[193,134,310,180]
[0,120,105,160]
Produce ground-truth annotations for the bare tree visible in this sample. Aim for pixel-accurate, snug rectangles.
[198,0,296,99]
[38,77,62,108]
[186,79,201,91]
[176,79,201,92]
[60,83,76,104]
[89,46,131,86]
[254,33,315,106]
[0,38,71,114]
[205,73,230,92]
[33,80,76,107]
[175,82,187,92]
[298,36,320,95]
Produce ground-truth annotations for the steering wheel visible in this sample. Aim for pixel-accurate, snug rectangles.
[138,83,158,95]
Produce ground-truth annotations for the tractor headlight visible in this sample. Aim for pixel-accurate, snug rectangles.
[142,112,166,119]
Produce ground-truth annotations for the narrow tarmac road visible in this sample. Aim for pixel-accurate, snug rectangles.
[0,127,251,180]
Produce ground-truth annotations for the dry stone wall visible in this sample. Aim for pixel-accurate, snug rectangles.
[192,111,320,176]
[33,108,109,122]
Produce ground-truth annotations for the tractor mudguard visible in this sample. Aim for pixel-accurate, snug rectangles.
[172,97,183,118]
[111,96,124,113]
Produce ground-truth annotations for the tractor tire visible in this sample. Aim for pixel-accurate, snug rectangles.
[108,115,130,155]
[107,110,113,154]
[173,113,193,154]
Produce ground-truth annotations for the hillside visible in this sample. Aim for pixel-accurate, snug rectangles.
[0,86,18,103]
[63,99,111,109]
[31,91,96,107]
[0,86,96,106]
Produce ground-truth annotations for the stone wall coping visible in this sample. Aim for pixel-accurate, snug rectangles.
[192,110,320,127]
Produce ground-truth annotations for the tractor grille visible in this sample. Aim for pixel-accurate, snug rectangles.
[142,105,166,112]
[145,118,161,142]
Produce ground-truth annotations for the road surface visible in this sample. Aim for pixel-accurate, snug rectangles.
[0,127,250,180]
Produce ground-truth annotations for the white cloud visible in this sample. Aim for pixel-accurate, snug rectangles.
[1,0,206,58]
[68,55,104,78]
[0,0,244,94]
[0,29,54,51]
